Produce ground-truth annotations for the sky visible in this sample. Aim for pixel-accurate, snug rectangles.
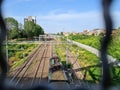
[2,0,120,33]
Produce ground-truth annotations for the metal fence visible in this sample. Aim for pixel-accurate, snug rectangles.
[0,0,117,90]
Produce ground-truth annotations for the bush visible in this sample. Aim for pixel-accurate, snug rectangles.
[16,52,23,59]
[8,51,15,57]
[24,52,28,57]
[16,44,21,49]
[69,33,120,61]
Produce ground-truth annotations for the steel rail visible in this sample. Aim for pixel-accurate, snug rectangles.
[18,44,46,87]
[49,41,70,89]
[9,44,43,84]
[56,39,97,88]
[14,44,45,86]
[59,44,82,85]
[39,44,49,84]
[31,44,48,86]
[9,44,42,74]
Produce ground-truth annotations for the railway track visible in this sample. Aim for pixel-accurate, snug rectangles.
[32,43,49,85]
[8,40,71,89]
[9,44,43,82]
[28,43,50,86]
[8,43,50,87]
[54,41,83,85]
[49,41,70,90]
[57,42,97,88]
[67,51,84,87]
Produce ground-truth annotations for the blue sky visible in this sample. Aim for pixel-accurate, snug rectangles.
[2,0,120,33]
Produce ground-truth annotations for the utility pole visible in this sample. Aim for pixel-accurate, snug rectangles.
[66,36,68,68]
[6,35,8,62]
[39,35,40,41]
[50,41,51,58]
[45,35,46,47]
[50,34,52,57]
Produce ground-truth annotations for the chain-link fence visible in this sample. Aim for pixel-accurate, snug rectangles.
[0,0,118,90]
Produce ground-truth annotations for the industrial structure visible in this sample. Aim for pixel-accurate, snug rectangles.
[24,16,36,24]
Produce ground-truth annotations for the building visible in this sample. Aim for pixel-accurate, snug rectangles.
[63,32,70,36]
[24,16,36,24]
[82,30,92,35]
[92,29,105,36]
[71,31,77,35]
[80,29,105,36]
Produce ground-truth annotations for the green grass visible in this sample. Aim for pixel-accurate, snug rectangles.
[56,37,120,85]
[11,59,25,69]
[110,66,120,86]
[67,29,120,85]
[69,44,101,82]
[6,44,39,70]
[68,29,120,61]
[56,38,101,82]
[55,45,66,62]
[68,44,100,66]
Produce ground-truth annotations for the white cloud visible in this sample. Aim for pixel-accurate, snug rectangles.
[35,11,104,33]
[4,10,120,33]
[37,11,103,21]
[36,11,120,33]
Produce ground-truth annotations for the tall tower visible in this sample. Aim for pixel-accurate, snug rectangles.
[24,16,37,24]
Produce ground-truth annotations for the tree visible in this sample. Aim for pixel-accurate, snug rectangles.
[5,17,18,30]
[24,21,44,38]
[8,28,19,39]
[60,32,63,35]
[18,30,27,38]
[34,24,44,36]
[5,17,19,39]
[24,21,35,38]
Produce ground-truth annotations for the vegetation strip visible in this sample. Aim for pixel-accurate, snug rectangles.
[67,39,116,63]
[55,38,101,83]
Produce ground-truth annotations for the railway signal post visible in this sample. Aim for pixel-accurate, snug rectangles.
[66,36,68,69]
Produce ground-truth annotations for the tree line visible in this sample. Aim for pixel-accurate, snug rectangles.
[5,17,44,40]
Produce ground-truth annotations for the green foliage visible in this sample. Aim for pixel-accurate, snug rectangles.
[24,21,35,38]
[11,59,25,69]
[61,61,72,68]
[69,34,101,49]
[59,37,102,82]
[70,44,100,66]
[55,45,66,62]
[5,17,19,39]
[5,17,18,30]
[24,21,44,38]
[34,24,44,36]
[8,44,38,69]
[67,63,73,68]
[8,28,19,39]
[19,30,27,38]
[8,51,15,57]
[110,66,120,86]
[68,30,120,84]
[69,30,120,61]
[5,17,44,39]
[24,52,28,57]
[87,67,102,83]
[16,52,23,59]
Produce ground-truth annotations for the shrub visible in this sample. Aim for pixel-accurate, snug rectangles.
[16,52,23,59]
